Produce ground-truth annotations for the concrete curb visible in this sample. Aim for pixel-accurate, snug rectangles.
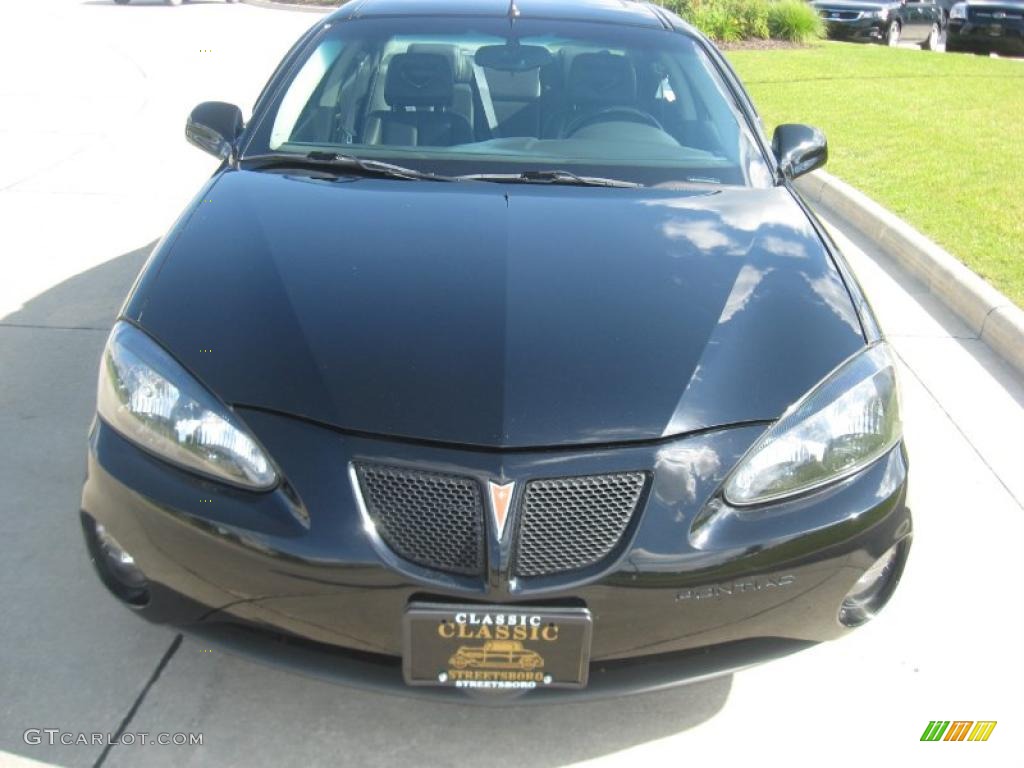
[241,0,335,13]
[797,170,1024,377]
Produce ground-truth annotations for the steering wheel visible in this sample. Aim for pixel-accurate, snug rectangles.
[563,107,664,138]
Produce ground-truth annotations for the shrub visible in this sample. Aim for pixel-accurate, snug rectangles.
[732,0,772,39]
[658,0,824,43]
[766,0,826,43]
[689,0,749,42]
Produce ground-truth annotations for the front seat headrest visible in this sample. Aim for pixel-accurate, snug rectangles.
[407,44,472,83]
[384,53,456,108]
[567,52,637,106]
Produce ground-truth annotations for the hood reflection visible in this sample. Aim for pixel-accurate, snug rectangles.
[804,272,862,334]
[654,444,723,507]
[719,265,773,325]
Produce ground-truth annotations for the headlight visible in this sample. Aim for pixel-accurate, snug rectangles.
[868,8,889,20]
[97,322,278,490]
[724,343,901,505]
[950,2,968,20]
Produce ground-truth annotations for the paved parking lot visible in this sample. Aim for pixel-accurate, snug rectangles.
[1,2,1021,767]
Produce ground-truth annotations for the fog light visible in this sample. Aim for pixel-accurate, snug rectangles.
[839,543,904,627]
[83,514,149,604]
[94,523,147,589]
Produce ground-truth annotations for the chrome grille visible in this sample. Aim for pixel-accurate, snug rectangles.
[513,472,648,577]
[355,464,484,575]
[972,8,1023,19]
[818,8,861,20]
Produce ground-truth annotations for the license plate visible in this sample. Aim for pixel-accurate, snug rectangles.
[989,24,1004,35]
[403,603,593,690]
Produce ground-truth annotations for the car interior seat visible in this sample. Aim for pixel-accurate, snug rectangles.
[543,51,638,139]
[407,44,476,135]
[363,52,473,147]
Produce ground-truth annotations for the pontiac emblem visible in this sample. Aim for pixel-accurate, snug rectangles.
[488,481,515,539]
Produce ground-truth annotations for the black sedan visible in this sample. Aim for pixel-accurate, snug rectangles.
[946,0,1024,53]
[81,0,911,700]
[813,0,945,47]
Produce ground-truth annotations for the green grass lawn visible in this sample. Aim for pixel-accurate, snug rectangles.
[727,42,1024,306]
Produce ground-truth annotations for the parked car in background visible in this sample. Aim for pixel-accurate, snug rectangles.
[934,0,962,21]
[945,0,1024,53]
[813,0,945,47]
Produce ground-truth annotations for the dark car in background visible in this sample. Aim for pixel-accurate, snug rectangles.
[946,0,1024,53]
[813,0,945,47]
[81,0,912,700]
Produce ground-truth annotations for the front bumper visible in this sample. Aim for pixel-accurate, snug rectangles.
[947,18,1024,52]
[81,407,912,698]
[186,623,815,703]
[823,17,890,42]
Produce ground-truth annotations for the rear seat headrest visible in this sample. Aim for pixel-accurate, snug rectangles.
[384,53,455,108]
[567,52,637,105]
[482,68,542,101]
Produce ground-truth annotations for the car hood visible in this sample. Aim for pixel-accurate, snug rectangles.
[129,169,864,449]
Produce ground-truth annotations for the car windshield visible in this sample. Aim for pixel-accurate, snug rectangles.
[246,16,773,187]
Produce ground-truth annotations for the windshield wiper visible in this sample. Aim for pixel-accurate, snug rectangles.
[242,151,454,182]
[243,155,638,187]
[456,170,641,188]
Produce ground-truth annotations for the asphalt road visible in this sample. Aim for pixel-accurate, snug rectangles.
[1,2,1021,767]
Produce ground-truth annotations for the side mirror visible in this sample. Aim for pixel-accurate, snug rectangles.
[772,123,828,180]
[186,102,244,160]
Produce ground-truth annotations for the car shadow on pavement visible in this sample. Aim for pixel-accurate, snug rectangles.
[0,243,176,768]
[1,244,153,331]
[121,638,732,766]
[0,245,731,768]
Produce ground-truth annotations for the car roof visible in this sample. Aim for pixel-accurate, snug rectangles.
[332,0,670,29]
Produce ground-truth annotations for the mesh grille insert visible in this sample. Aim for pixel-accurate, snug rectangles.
[514,472,648,577]
[355,464,484,576]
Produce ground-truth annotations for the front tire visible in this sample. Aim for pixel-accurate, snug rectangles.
[886,20,901,46]
[921,22,941,50]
